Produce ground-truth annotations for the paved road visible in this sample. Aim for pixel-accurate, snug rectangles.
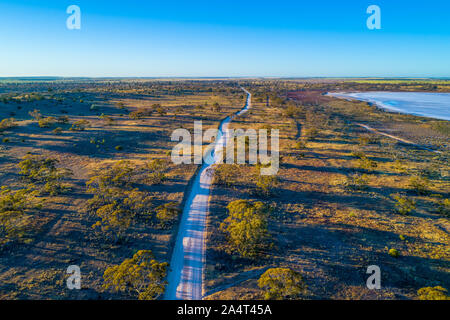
[164,88,252,300]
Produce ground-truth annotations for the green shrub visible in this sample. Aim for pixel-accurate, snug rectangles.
[156,202,180,228]
[284,105,302,118]
[146,159,168,185]
[28,109,42,120]
[38,116,56,128]
[255,175,278,198]
[258,268,306,300]
[212,102,220,112]
[213,164,239,188]
[357,156,378,172]
[409,176,430,195]
[304,127,319,139]
[0,187,41,246]
[436,198,450,217]
[342,174,369,191]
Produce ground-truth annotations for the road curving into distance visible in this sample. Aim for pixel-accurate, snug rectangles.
[164,88,251,300]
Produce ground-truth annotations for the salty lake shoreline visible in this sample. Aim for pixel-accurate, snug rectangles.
[327,91,450,121]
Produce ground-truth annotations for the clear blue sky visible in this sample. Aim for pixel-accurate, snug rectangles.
[0,0,449,77]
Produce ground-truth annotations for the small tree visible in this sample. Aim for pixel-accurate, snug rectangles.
[220,200,270,258]
[258,268,306,300]
[103,250,168,300]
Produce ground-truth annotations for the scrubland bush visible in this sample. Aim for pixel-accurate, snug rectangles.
[86,162,157,238]
[155,202,180,228]
[392,160,407,173]
[0,118,17,131]
[342,174,369,191]
[103,250,167,300]
[220,200,271,258]
[393,194,416,215]
[350,149,366,159]
[211,102,221,112]
[69,120,90,131]
[213,164,239,187]
[156,107,166,116]
[18,155,72,195]
[258,268,306,300]
[409,176,430,195]
[255,175,278,198]
[52,127,63,135]
[417,286,449,300]
[0,187,41,247]
[358,134,378,146]
[129,110,149,119]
